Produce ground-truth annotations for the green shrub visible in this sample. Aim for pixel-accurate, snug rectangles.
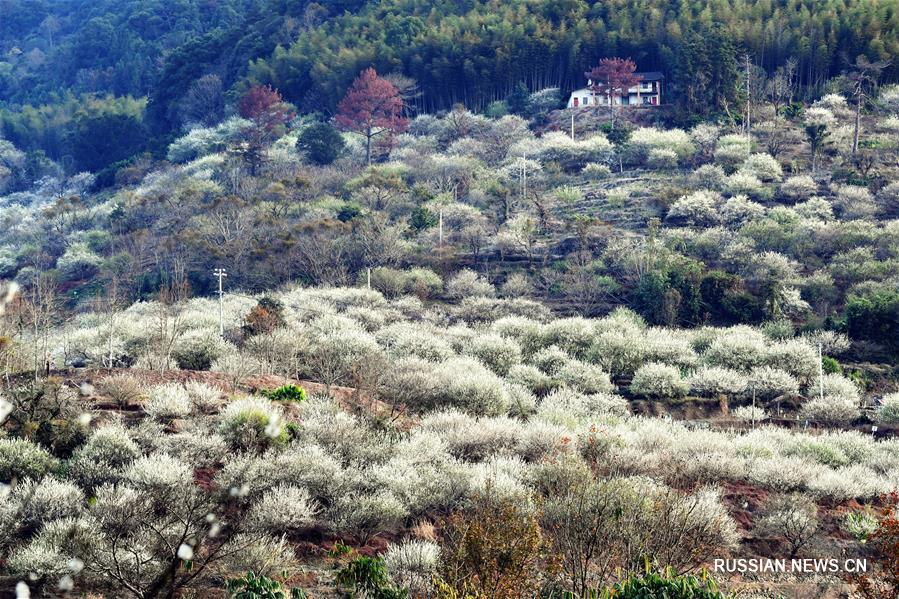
[601,568,724,598]
[336,555,408,599]
[262,384,307,403]
[296,122,346,166]
[226,571,306,599]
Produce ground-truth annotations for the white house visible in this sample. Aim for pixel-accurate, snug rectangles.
[567,71,664,108]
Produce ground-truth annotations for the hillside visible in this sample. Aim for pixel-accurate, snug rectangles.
[0,285,897,597]
[1,2,899,597]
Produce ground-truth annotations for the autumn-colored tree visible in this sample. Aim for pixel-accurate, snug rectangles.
[855,492,899,599]
[238,85,293,133]
[588,58,643,122]
[236,85,294,173]
[336,67,408,165]
[436,491,551,599]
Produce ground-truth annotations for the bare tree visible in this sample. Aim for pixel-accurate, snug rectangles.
[846,55,891,159]
[757,493,819,558]
[146,272,190,371]
[179,74,226,127]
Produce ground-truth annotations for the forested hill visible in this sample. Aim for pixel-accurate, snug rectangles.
[3,0,898,114]
[1,0,897,172]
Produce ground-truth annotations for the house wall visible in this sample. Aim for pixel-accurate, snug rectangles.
[567,87,661,108]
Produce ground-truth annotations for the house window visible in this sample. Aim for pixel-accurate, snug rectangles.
[573,97,579,107]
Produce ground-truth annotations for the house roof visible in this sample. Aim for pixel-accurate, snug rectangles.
[581,70,665,82]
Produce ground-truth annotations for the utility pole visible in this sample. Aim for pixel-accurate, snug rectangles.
[818,343,825,402]
[366,267,371,289]
[570,112,575,140]
[438,209,444,246]
[521,154,528,201]
[744,53,752,138]
[751,388,756,430]
[213,268,227,336]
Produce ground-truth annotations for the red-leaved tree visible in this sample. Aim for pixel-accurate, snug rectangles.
[239,85,294,140]
[587,58,642,121]
[336,68,408,165]
[855,492,899,599]
[237,85,294,173]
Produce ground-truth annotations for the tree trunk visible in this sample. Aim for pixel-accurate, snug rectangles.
[365,128,372,166]
[852,93,861,159]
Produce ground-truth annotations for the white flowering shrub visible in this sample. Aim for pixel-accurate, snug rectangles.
[876,181,899,217]
[422,410,521,461]
[446,269,495,299]
[377,322,455,362]
[690,123,720,157]
[531,345,570,375]
[491,316,545,357]
[714,134,751,171]
[764,339,819,384]
[732,405,768,422]
[720,195,765,227]
[691,164,726,190]
[630,363,688,399]
[534,132,613,167]
[834,184,878,219]
[801,396,860,425]
[666,191,721,226]
[725,171,770,200]
[746,366,800,400]
[143,383,192,421]
[56,242,102,281]
[702,328,768,371]
[372,432,467,514]
[385,355,510,416]
[183,380,222,412]
[14,478,85,525]
[466,456,532,503]
[794,197,834,221]
[687,366,748,397]
[246,485,318,533]
[463,333,521,376]
[0,439,58,482]
[69,424,140,489]
[556,360,614,394]
[97,374,145,406]
[740,153,783,182]
[800,330,850,356]
[878,393,899,423]
[780,175,817,202]
[171,330,229,371]
[124,453,193,491]
[219,534,298,580]
[384,539,440,594]
[218,396,286,452]
[210,353,262,388]
[379,356,443,409]
[587,329,647,378]
[647,148,678,169]
[303,324,385,386]
[331,490,408,542]
[582,162,612,180]
[535,387,628,427]
[167,117,252,162]
[805,106,836,127]
[628,127,695,165]
[541,317,596,359]
[506,363,556,396]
